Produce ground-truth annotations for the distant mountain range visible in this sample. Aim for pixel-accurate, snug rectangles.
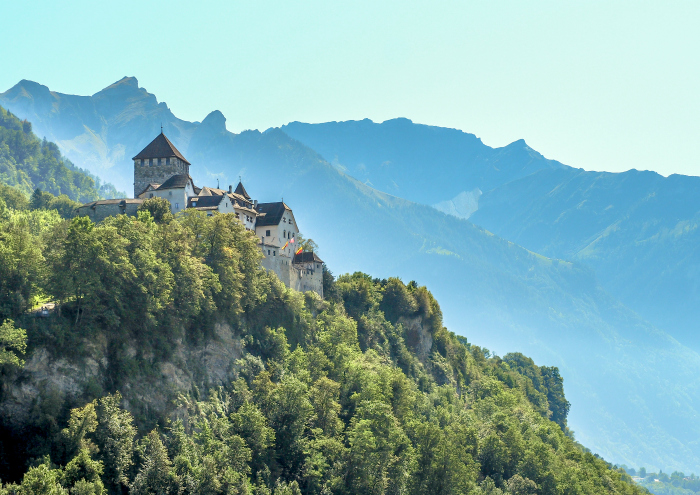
[2,77,700,473]
[283,120,700,351]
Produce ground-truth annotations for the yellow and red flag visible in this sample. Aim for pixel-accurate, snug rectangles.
[282,240,289,250]
[295,246,303,255]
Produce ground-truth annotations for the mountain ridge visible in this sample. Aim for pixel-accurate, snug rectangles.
[281,118,700,351]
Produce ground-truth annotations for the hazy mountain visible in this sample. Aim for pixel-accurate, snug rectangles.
[470,167,700,349]
[3,78,700,472]
[0,77,198,193]
[282,118,566,208]
[282,120,700,351]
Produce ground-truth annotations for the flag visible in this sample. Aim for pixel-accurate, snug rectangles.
[282,240,289,250]
[295,246,303,255]
[290,237,295,243]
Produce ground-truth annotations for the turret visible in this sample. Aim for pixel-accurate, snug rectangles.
[132,132,191,197]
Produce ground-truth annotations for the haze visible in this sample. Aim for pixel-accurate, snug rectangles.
[2,0,699,177]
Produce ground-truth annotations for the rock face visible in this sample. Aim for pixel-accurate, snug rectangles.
[0,322,243,429]
[399,316,433,362]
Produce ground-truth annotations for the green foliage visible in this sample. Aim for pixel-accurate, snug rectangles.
[0,107,123,202]
[30,189,80,219]
[0,200,645,495]
[503,353,571,429]
[0,319,27,368]
[137,198,172,224]
[634,469,700,495]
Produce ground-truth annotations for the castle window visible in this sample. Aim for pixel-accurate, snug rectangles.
[268,250,270,255]
[149,193,153,198]
[175,203,179,209]
[273,251,276,256]
[266,230,270,236]
[283,230,286,238]
[166,157,170,165]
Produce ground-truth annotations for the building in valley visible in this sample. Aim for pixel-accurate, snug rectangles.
[77,132,324,297]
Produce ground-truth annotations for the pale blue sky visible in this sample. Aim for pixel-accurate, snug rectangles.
[2,1,699,176]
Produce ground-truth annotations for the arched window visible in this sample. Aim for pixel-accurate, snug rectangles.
[283,230,286,238]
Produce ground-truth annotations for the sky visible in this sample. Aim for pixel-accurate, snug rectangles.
[2,0,699,177]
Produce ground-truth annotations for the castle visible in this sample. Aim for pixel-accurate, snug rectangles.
[77,132,324,297]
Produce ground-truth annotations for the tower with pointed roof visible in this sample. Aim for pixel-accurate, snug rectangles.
[132,132,191,197]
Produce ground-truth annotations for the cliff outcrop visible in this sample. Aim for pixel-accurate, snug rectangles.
[0,321,243,431]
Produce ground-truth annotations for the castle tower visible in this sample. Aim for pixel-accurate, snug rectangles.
[132,132,191,197]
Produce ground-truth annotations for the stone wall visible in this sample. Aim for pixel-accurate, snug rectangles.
[134,158,189,197]
[290,262,323,298]
[260,248,293,287]
[76,199,143,223]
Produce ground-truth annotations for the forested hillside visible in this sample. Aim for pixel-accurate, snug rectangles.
[0,105,123,201]
[4,78,700,472]
[0,196,645,494]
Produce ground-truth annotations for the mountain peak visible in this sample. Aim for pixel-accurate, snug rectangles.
[200,110,227,132]
[96,76,140,95]
[1,79,52,100]
[506,138,528,147]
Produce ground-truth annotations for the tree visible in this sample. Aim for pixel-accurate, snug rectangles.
[16,460,67,495]
[0,319,27,368]
[541,366,570,429]
[0,211,44,320]
[61,449,105,493]
[379,278,418,324]
[95,393,136,489]
[29,189,54,211]
[62,402,98,458]
[295,233,318,255]
[138,198,172,224]
[130,431,177,495]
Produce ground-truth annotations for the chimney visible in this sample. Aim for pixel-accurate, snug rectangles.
[254,199,258,208]
[228,185,232,193]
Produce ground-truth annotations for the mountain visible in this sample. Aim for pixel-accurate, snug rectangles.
[282,118,566,216]
[470,167,700,349]
[0,105,122,201]
[0,77,197,194]
[281,119,700,351]
[3,78,700,473]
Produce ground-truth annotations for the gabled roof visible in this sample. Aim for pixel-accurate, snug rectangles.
[255,202,292,226]
[199,186,228,196]
[156,174,193,190]
[188,195,224,209]
[136,183,161,197]
[234,181,251,200]
[293,252,324,264]
[228,192,255,210]
[132,132,191,165]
